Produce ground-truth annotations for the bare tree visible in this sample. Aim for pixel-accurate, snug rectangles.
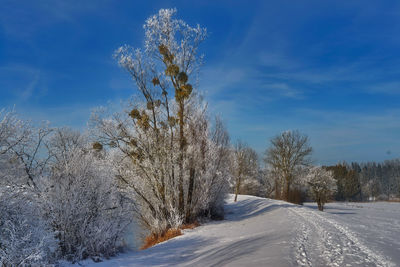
[264,130,312,201]
[46,127,86,167]
[233,141,258,202]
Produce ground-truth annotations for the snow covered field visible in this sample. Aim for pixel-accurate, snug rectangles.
[76,195,399,267]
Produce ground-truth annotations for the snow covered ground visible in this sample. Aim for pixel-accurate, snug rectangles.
[299,201,400,266]
[292,202,398,267]
[74,195,399,266]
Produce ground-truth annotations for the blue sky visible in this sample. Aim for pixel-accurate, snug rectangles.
[1,0,400,165]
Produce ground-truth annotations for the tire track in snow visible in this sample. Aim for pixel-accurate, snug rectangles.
[289,206,395,267]
[292,212,313,267]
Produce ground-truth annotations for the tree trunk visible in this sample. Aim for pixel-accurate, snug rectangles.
[178,101,185,217]
[185,166,195,222]
[283,178,290,201]
[274,178,281,200]
[317,199,323,211]
[234,175,241,202]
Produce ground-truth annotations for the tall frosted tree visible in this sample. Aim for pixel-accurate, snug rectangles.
[92,8,230,235]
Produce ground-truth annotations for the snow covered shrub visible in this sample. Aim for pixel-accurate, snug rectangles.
[92,8,231,238]
[259,169,276,198]
[0,185,58,266]
[305,167,337,211]
[240,178,262,196]
[44,130,132,262]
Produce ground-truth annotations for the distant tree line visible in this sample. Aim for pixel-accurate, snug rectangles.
[326,160,400,201]
[232,130,400,207]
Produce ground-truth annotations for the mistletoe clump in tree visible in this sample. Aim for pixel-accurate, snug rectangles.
[92,8,231,236]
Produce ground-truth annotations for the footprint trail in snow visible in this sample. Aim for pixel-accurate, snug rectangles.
[289,205,395,267]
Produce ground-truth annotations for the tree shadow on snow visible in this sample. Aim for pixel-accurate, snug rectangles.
[189,234,280,266]
[303,203,357,215]
[128,236,212,266]
[124,233,279,266]
[329,211,356,215]
[303,203,356,211]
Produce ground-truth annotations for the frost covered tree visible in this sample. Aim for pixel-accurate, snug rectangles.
[264,130,312,201]
[43,128,132,262]
[239,169,264,197]
[92,8,230,236]
[259,168,278,198]
[232,141,258,202]
[305,167,337,211]
[0,109,52,188]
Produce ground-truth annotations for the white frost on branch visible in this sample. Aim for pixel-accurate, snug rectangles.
[304,166,337,211]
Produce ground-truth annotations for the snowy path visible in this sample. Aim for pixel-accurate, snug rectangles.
[78,195,398,267]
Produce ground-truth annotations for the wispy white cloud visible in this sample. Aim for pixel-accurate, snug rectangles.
[0,63,47,102]
[200,62,305,104]
[108,77,134,91]
[16,103,95,129]
[20,72,40,101]
[200,66,247,97]
[260,83,304,99]
[0,0,113,39]
[367,82,400,95]
[288,108,400,164]
[258,51,299,70]
[213,106,400,165]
